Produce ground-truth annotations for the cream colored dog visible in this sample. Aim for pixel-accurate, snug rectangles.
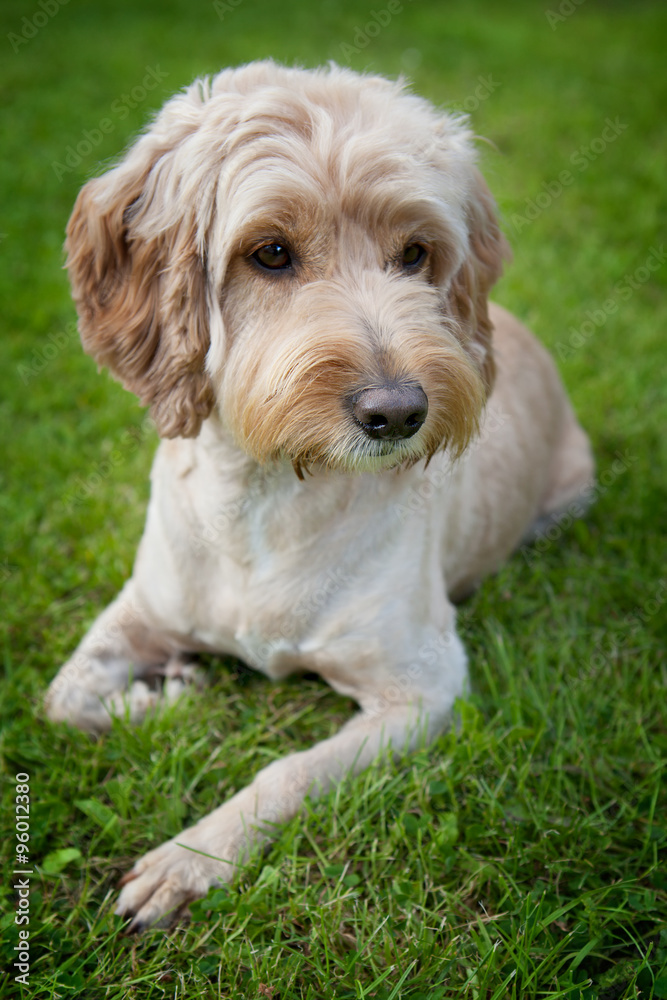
[45,60,593,931]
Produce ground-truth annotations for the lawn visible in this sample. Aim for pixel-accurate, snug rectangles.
[0,0,665,997]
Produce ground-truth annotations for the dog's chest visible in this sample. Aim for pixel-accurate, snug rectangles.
[141,433,458,684]
[155,443,395,677]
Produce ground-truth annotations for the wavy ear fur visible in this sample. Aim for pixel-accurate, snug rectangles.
[449,167,510,394]
[65,128,214,438]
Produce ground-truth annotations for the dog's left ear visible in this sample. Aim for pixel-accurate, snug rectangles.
[449,168,509,394]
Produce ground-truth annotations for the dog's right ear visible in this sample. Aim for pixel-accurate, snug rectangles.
[65,117,215,438]
[448,167,510,397]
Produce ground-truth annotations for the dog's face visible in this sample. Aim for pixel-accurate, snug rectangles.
[66,61,507,473]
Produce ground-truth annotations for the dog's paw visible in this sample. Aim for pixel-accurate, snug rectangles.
[115,826,234,932]
[45,676,153,732]
[46,677,164,732]
[161,659,207,703]
[45,656,204,732]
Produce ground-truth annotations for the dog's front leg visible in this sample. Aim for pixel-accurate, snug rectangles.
[115,632,467,931]
[45,579,185,731]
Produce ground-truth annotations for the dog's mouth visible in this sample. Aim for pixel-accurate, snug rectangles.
[287,434,427,479]
[364,438,418,461]
[320,431,429,475]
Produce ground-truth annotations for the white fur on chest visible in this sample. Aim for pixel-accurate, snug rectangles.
[134,422,444,680]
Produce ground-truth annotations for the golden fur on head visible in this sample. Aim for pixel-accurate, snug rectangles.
[66,60,508,463]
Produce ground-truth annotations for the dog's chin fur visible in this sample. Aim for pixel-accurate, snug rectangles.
[287,436,429,478]
[281,409,478,477]
[326,438,427,474]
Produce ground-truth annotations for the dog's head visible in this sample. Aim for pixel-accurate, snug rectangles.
[67,60,508,473]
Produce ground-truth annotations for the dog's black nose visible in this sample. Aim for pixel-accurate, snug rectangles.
[352,384,428,441]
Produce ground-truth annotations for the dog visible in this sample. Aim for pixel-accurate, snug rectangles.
[45,60,594,932]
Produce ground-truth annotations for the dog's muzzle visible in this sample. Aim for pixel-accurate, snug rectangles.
[351,384,428,441]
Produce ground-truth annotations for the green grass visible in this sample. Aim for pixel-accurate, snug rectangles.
[1,0,666,996]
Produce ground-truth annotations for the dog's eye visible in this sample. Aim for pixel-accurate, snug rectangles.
[401,244,427,269]
[252,244,292,270]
